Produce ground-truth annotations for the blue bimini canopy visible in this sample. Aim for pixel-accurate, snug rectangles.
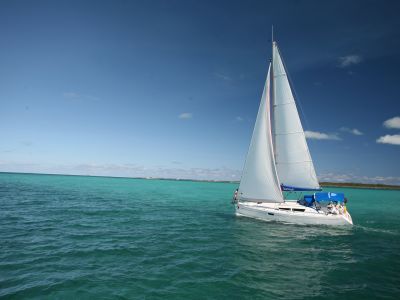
[303,195,314,207]
[314,192,344,203]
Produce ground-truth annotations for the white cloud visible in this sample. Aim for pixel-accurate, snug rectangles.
[383,116,400,129]
[351,129,363,135]
[338,55,363,68]
[340,127,363,135]
[376,134,400,145]
[305,131,341,140]
[235,116,244,122]
[178,112,192,119]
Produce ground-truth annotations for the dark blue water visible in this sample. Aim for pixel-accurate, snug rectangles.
[1,173,399,299]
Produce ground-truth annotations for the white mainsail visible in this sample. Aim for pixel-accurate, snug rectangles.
[238,64,284,203]
[272,42,320,190]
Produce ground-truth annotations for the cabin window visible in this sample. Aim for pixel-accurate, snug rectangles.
[293,208,305,212]
[279,207,291,211]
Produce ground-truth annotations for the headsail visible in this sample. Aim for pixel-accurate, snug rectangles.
[272,42,320,191]
[239,64,284,203]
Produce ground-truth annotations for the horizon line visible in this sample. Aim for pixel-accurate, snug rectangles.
[1,171,399,190]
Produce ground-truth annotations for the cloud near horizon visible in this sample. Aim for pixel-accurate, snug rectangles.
[318,172,400,185]
[383,116,400,129]
[305,130,341,140]
[0,162,241,181]
[1,162,400,185]
[338,55,363,68]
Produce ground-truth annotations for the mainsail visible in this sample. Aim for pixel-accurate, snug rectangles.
[272,42,320,191]
[238,64,284,203]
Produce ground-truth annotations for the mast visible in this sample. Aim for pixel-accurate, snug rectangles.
[271,25,274,45]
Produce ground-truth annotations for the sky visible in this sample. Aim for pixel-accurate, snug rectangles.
[1,0,400,184]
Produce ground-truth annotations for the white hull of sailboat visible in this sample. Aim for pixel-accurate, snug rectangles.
[235,201,353,226]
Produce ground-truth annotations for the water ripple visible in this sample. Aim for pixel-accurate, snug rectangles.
[1,173,400,299]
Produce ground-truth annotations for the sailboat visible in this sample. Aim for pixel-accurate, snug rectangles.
[234,40,353,226]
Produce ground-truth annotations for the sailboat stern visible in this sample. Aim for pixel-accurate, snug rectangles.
[341,207,353,225]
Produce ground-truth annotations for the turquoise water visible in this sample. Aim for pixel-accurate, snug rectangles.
[1,173,399,299]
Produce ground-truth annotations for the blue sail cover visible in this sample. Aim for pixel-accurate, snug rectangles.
[281,184,322,192]
[314,192,344,203]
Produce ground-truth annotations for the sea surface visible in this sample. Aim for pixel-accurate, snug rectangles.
[1,172,399,299]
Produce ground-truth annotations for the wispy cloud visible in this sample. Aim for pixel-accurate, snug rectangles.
[0,162,241,181]
[340,127,363,135]
[214,72,232,81]
[383,116,400,129]
[178,112,192,119]
[21,141,33,146]
[338,55,363,68]
[1,149,15,153]
[376,134,400,145]
[235,116,244,122]
[305,131,341,140]
[63,92,99,101]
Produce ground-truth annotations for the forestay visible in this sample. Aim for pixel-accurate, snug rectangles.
[238,64,283,203]
[272,42,320,191]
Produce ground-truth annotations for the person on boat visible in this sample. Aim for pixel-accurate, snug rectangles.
[327,201,333,210]
[331,203,339,215]
[327,201,338,214]
[337,203,344,214]
[232,189,238,203]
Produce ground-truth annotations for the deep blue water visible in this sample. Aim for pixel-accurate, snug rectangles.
[1,173,400,299]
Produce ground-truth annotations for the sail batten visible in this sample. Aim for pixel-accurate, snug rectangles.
[272,42,320,190]
[274,102,297,106]
[238,64,283,203]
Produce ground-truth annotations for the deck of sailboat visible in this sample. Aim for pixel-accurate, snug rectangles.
[236,201,353,225]
[238,200,317,213]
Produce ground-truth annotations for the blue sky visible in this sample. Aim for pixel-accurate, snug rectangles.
[1,0,400,184]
